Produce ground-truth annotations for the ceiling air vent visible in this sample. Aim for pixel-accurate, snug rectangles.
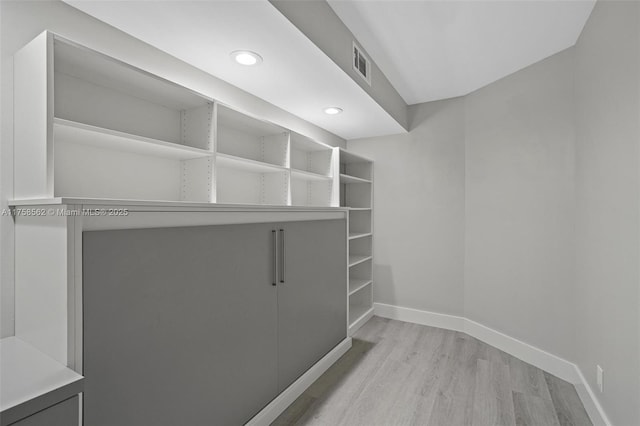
[353,42,371,86]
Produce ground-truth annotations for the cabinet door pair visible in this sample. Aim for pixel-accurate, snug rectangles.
[82,219,347,426]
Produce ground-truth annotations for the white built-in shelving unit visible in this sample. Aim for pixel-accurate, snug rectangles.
[11,29,376,426]
[338,149,374,335]
[13,31,375,335]
[14,32,373,331]
[14,32,344,209]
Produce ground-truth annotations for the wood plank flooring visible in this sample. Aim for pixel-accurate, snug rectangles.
[273,317,592,426]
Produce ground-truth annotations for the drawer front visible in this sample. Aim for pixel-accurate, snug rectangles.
[9,396,78,426]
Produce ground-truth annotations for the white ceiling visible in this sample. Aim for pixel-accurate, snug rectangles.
[64,0,597,139]
[64,0,405,140]
[328,0,596,105]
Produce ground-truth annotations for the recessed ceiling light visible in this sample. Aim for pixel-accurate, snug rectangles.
[324,107,343,115]
[230,50,263,66]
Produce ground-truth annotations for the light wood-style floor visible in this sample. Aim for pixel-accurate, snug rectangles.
[273,317,592,426]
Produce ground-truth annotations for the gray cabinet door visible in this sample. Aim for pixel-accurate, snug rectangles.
[277,219,347,391]
[83,223,278,426]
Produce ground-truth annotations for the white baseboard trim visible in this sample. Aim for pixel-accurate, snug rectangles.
[373,302,465,332]
[246,337,352,426]
[573,367,612,426]
[464,317,579,383]
[373,303,611,426]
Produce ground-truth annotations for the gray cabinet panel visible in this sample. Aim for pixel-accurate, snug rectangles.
[277,219,347,391]
[9,396,79,426]
[82,224,278,426]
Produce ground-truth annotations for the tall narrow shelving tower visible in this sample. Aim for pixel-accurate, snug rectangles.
[337,148,374,335]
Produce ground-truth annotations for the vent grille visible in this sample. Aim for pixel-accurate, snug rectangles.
[353,42,371,86]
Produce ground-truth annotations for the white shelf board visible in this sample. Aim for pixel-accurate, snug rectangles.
[349,232,372,240]
[349,305,374,328]
[0,337,83,417]
[290,169,332,182]
[290,131,332,152]
[339,148,372,164]
[217,104,287,137]
[348,207,372,211]
[54,37,209,111]
[348,255,372,268]
[340,174,371,184]
[216,153,287,173]
[349,279,372,296]
[54,118,212,160]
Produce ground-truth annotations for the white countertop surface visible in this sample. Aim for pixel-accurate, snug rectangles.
[0,337,83,414]
[8,197,349,212]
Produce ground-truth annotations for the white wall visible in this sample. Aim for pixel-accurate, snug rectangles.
[464,49,576,361]
[349,3,639,423]
[573,1,640,424]
[348,99,466,316]
[0,0,15,338]
[0,0,344,338]
[350,49,576,359]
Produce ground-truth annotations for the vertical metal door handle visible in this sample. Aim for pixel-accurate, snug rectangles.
[272,230,277,286]
[279,229,285,283]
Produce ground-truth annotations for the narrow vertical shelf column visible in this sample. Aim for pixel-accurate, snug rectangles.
[338,148,374,335]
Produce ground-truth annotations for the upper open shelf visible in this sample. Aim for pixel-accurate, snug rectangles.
[290,132,333,177]
[53,36,214,152]
[54,38,209,112]
[54,118,212,160]
[216,105,289,167]
[16,31,367,209]
[216,153,287,174]
[291,169,332,181]
[339,148,372,164]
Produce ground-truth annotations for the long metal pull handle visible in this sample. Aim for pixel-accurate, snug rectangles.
[279,229,285,283]
[272,230,277,286]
